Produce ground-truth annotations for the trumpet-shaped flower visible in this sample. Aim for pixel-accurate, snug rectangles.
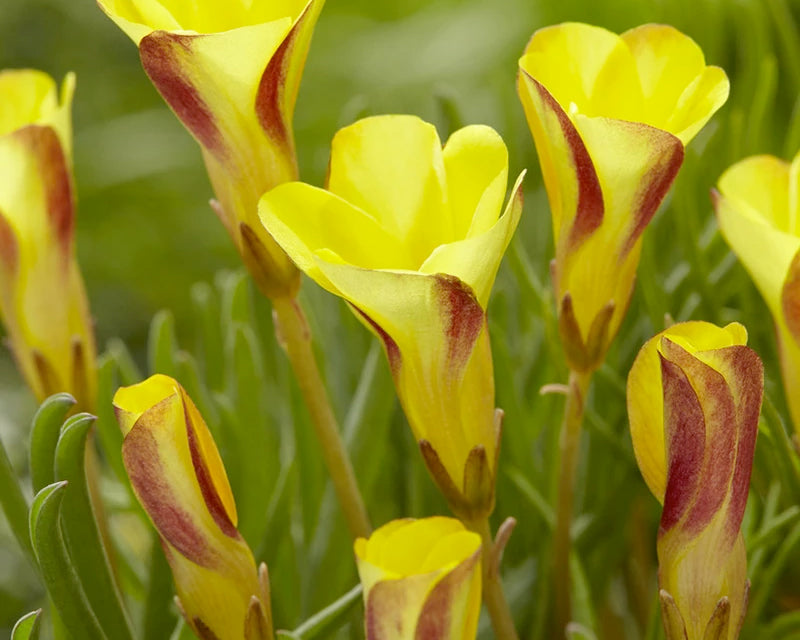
[714,152,800,434]
[259,115,524,518]
[627,322,762,640]
[114,374,272,640]
[0,69,96,410]
[518,23,729,371]
[354,517,482,640]
[97,0,325,299]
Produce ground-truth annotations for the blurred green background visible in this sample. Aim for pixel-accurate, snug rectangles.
[2,0,800,638]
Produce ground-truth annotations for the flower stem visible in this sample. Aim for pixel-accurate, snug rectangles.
[553,368,592,637]
[272,296,372,540]
[468,516,519,640]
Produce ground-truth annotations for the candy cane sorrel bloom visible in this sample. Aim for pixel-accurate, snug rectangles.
[714,152,800,435]
[0,69,96,410]
[259,115,524,518]
[97,0,325,300]
[627,322,762,640]
[518,23,729,371]
[355,517,482,640]
[114,375,273,640]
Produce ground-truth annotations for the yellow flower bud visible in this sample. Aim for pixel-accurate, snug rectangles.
[114,374,272,640]
[627,322,762,640]
[354,517,482,640]
[0,69,95,410]
[518,23,729,371]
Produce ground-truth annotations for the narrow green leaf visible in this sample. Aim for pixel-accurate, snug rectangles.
[29,394,76,493]
[0,434,35,565]
[143,530,178,640]
[190,281,224,391]
[94,353,127,483]
[505,466,555,530]
[218,270,252,327]
[747,521,800,626]
[106,338,142,386]
[29,481,106,640]
[148,309,179,377]
[226,323,276,547]
[280,584,362,640]
[11,609,42,640]
[54,414,134,640]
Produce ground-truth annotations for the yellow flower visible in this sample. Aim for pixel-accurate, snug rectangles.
[714,152,800,434]
[518,23,729,372]
[627,322,762,640]
[0,69,96,410]
[114,374,273,640]
[97,0,326,300]
[354,517,482,640]
[259,115,524,518]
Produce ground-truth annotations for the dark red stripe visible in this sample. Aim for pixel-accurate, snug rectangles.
[351,304,402,375]
[435,275,485,373]
[182,395,239,539]
[140,32,225,157]
[620,130,683,257]
[0,211,18,274]
[659,352,705,533]
[529,75,604,250]
[122,421,211,566]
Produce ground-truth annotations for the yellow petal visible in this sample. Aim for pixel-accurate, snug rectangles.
[715,155,800,317]
[317,264,495,489]
[420,171,524,306]
[326,115,448,266]
[441,124,508,239]
[621,24,729,144]
[520,23,641,122]
[258,182,416,285]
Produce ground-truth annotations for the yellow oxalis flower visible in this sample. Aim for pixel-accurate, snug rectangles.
[0,69,96,410]
[714,152,800,434]
[114,375,273,640]
[627,322,762,640]
[97,0,325,299]
[518,23,729,372]
[259,115,524,518]
[354,517,482,640]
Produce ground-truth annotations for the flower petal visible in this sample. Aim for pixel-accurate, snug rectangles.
[326,115,448,266]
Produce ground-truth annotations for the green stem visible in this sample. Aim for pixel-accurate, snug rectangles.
[467,517,519,640]
[553,369,592,637]
[272,296,372,540]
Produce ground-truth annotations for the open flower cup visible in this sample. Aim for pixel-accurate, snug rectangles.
[518,23,729,371]
[259,115,524,518]
[627,322,762,640]
[714,152,800,435]
[114,374,273,640]
[355,517,482,640]
[97,0,326,299]
[0,69,96,410]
